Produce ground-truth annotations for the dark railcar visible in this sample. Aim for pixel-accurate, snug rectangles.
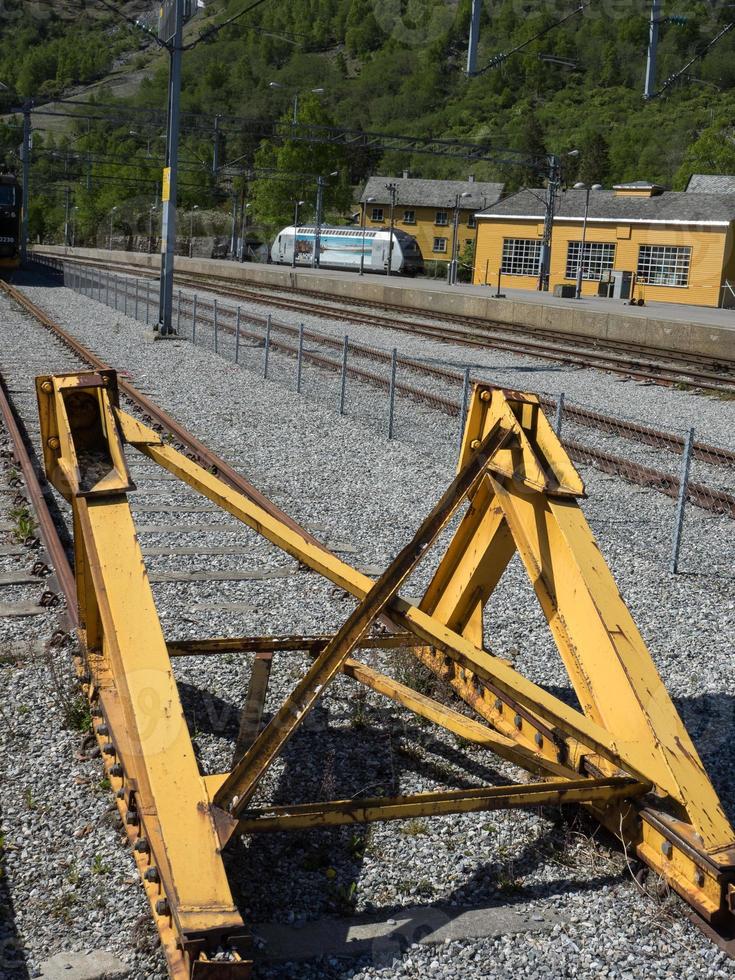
[0,175,21,270]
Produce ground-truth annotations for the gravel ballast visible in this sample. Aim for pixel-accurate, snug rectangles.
[0,275,733,979]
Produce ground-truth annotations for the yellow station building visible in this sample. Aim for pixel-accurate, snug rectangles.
[360,175,504,268]
[473,181,735,307]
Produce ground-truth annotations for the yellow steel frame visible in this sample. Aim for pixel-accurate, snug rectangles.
[36,370,735,978]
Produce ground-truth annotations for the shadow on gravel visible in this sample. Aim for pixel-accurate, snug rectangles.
[0,804,31,979]
[177,677,735,972]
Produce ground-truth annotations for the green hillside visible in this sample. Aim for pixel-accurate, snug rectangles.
[1,0,735,243]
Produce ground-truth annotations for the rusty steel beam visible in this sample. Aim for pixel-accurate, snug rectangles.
[0,372,77,624]
[230,777,651,833]
[166,633,420,657]
[213,420,511,817]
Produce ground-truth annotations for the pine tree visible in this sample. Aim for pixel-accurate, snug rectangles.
[578,132,611,186]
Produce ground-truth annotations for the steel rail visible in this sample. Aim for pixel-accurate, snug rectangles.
[0,372,78,623]
[150,293,735,520]
[0,280,327,553]
[172,290,735,470]
[34,254,735,394]
[163,270,735,392]
[40,255,735,468]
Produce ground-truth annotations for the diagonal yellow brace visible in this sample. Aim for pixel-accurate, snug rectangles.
[420,475,515,646]
[213,420,511,817]
[116,408,663,784]
[489,472,732,850]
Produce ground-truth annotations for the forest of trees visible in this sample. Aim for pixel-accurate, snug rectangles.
[1,0,734,244]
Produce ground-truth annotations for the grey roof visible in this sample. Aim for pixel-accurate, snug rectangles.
[477,187,735,224]
[686,173,735,194]
[360,176,504,210]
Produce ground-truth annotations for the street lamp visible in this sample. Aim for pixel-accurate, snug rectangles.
[313,170,339,270]
[385,182,398,277]
[149,205,158,254]
[292,199,305,268]
[268,82,325,125]
[71,206,78,249]
[109,206,118,251]
[239,202,251,262]
[450,191,472,285]
[572,182,603,299]
[189,204,199,258]
[360,196,375,276]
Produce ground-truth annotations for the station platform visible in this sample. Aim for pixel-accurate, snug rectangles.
[35,246,735,364]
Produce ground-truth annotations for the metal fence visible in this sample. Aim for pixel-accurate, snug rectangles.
[38,257,734,577]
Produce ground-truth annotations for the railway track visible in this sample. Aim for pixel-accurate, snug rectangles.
[25,261,735,518]
[3,276,735,974]
[36,253,735,396]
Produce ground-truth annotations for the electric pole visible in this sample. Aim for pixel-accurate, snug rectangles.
[20,103,31,262]
[385,182,397,276]
[644,0,661,99]
[64,186,71,246]
[467,0,482,75]
[158,0,185,335]
[539,154,561,292]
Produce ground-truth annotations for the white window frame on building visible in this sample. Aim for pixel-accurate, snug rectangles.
[435,210,448,226]
[565,241,616,281]
[402,210,416,224]
[371,207,384,222]
[501,238,542,277]
[467,214,477,229]
[433,237,448,253]
[636,245,692,287]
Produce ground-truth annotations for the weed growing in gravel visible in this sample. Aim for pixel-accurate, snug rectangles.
[66,864,81,886]
[393,651,438,697]
[64,696,92,732]
[17,704,29,715]
[329,880,358,915]
[401,818,429,837]
[97,777,111,792]
[10,504,35,541]
[23,788,36,811]
[48,892,76,924]
[91,854,111,876]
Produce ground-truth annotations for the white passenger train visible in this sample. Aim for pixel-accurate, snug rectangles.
[270,225,424,275]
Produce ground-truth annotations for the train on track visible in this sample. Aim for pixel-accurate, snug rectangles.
[270,224,424,275]
[0,174,21,271]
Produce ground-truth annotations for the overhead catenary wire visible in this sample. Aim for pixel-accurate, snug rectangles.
[474,0,599,75]
[652,21,735,97]
[184,0,271,49]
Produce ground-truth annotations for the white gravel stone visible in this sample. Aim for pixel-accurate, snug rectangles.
[0,272,733,980]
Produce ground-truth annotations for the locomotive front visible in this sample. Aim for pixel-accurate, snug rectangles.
[0,175,21,269]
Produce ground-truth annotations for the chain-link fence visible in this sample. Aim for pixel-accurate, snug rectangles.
[37,256,734,577]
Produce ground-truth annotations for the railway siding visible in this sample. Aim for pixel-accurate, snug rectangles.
[35,246,735,365]
[0,274,733,978]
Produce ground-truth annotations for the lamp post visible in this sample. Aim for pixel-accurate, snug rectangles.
[109,206,118,251]
[313,170,338,270]
[189,204,199,258]
[149,205,158,254]
[63,186,71,247]
[450,191,472,285]
[292,199,305,267]
[71,206,78,248]
[385,182,397,276]
[268,82,325,124]
[572,182,603,299]
[360,195,375,276]
[239,201,250,261]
